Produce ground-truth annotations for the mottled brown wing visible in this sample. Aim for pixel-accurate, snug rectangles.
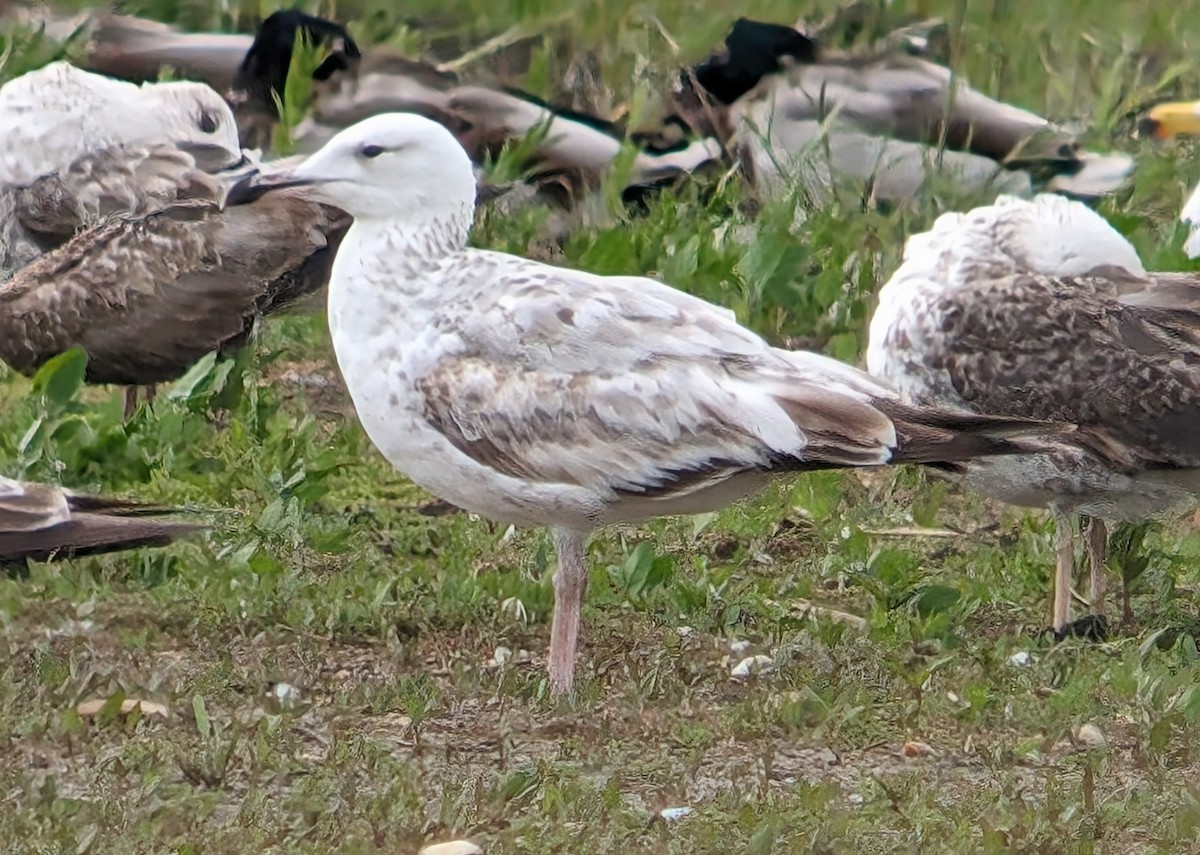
[14,144,221,245]
[932,272,1200,469]
[0,478,70,533]
[0,184,337,385]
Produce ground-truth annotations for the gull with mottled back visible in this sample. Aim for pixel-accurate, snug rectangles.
[244,112,1069,694]
[0,63,350,411]
[869,194,1200,634]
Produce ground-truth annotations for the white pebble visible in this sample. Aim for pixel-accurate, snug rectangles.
[490,646,512,667]
[1008,651,1033,667]
[1075,722,1107,749]
[729,639,752,655]
[730,654,774,680]
[271,682,301,705]
[420,843,482,855]
[659,806,693,821]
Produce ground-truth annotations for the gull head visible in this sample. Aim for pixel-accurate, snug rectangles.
[0,63,242,184]
[137,81,244,171]
[248,113,478,222]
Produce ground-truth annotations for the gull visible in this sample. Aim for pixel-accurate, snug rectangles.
[0,63,350,412]
[868,193,1200,635]
[0,475,202,566]
[0,60,244,280]
[245,112,1066,694]
[665,18,1134,204]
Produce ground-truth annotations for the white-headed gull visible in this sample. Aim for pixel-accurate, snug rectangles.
[247,113,1066,693]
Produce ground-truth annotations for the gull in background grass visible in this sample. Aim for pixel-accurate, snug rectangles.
[0,475,202,566]
[244,112,1070,695]
[0,62,350,414]
[869,194,1200,635]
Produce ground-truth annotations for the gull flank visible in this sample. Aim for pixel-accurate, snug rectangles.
[248,113,1066,694]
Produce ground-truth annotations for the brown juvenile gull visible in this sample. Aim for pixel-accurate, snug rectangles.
[245,113,1068,694]
[868,193,1200,636]
[0,63,350,410]
[0,60,244,280]
[663,18,1134,204]
[0,475,202,566]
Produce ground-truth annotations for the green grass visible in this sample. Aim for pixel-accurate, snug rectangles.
[5,0,1200,852]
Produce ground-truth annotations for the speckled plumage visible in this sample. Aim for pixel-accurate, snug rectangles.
[249,114,1066,692]
[0,64,350,388]
[868,194,1200,630]
[0,151,347,385]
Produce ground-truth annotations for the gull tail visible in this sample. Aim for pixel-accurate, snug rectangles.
[0,495,205,566]
[881,403,1073,467]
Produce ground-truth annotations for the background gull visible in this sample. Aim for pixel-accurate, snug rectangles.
[665,18,1134,205]
[247,113,1066,694]
[0,475,202,566]
[868,193,1200,635]
[0,63,350,413]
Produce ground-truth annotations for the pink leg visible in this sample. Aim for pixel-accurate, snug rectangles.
[1084,517,1108,616]
[547,527,589,695]
[1051,508,1074,634]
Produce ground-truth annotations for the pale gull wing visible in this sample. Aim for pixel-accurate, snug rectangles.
[0,173,342,385]
[416,253,899,506]
[414,251,1053,513]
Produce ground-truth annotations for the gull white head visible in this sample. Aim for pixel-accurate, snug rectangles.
[0,62,242,184]
[254,113,478,225]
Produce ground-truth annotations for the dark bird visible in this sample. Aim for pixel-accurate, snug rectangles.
[666,17,1134,204]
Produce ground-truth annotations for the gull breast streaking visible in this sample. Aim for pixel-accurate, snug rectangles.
[868,193,1200,635]
[247,113,1064,694]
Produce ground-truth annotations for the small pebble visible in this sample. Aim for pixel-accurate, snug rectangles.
[420,843,482,855]
[659,807,693,821]
[1074,722,1107,749]
[490,646,512,667]
[1008,651,1033,667]
[677,626,694,638]
[729,639,752,655]
[903,740,935,757]
[730,654,773,680]
[271,682,302,706]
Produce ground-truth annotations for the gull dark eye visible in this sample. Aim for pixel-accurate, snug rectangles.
[360,144,385,159]
[198,110,220,134]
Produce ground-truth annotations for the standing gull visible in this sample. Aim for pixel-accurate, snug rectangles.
[868,194,1200,634]
[246,113,1065,694]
